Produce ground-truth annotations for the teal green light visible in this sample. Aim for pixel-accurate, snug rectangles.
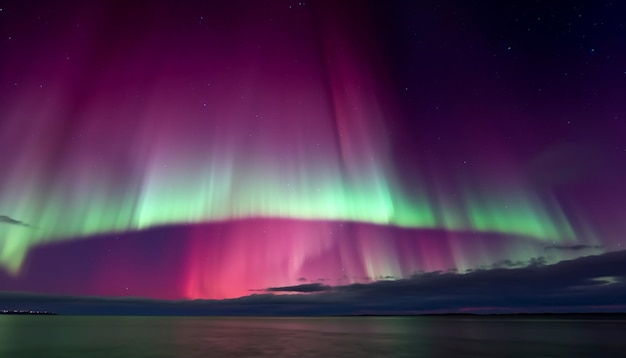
[0,163,588,274]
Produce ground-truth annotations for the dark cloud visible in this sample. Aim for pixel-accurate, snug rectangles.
[265,283,332,293]
[2,250,626,315]
[0,215,31,227]
[489,257,548,269]
[544,244,603,251]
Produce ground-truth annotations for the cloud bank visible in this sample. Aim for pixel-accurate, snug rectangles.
[1,250,625,315]
[0,215,31,227]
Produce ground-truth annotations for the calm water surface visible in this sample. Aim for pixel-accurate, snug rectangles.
[0,316,624,357]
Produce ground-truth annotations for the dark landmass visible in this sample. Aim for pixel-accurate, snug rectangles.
[335,313,626,320]
[0,310,57,315]
[2,310,625,318]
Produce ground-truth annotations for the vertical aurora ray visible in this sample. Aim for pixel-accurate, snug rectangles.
[0,1,618,299]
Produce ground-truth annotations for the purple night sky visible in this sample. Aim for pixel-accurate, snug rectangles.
[0,1,625,313]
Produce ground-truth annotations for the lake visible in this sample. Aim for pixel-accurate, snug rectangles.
[0,316,624,357]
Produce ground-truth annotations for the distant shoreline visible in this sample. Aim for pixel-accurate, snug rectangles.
[2,312,625,318]
[330,312,626,319]
[0,310,57,315]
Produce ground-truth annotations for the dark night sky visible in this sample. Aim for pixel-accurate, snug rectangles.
[0,0,625,314]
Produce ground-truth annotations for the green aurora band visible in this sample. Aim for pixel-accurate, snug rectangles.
[0,164,592,274]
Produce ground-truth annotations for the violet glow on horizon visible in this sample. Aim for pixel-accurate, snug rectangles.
[0,1,625,300]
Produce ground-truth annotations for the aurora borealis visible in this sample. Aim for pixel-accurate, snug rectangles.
[1,1,625,305]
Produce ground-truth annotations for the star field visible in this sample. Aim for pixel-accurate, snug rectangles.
[0,0,624,300]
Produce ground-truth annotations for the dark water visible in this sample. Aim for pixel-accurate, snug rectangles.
[1,316,625,357]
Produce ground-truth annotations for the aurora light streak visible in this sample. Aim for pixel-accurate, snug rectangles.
[0,1,624,300]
